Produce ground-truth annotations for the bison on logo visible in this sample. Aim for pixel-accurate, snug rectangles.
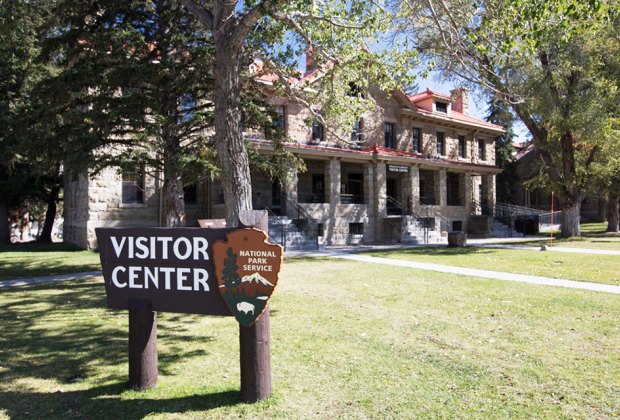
[212,228,283,326]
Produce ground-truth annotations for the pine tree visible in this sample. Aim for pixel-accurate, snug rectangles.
[222,247,240,289]
[485,95,516,204]
[40,0,216,227]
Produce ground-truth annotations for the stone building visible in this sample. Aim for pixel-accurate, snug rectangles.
[64,79,504,249]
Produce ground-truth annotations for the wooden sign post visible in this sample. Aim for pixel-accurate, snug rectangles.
[128,299,157,390]
[96,210,281,401]
[239,210,271,402]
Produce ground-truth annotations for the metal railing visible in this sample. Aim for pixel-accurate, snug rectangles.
[386,195,406,216]
[285,196,320,250]
[297,193,326,204]
[539,211,562,232]
[254,195,288,251]
[340,194,364,204]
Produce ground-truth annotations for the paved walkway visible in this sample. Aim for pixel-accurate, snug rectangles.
[1,242,619,295]
[325,253,620,295]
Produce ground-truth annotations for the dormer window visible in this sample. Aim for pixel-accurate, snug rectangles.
[435,102,448,113]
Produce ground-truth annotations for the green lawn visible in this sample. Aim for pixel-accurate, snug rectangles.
[520,222,620,250]
[0,243,101,281]
[1,258,618,418]
[366,245,620,286]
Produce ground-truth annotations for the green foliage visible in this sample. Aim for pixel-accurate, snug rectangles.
[397,0,619,235]
[486,95,518,203]
[40,0,216,179]
[0,0,63,236]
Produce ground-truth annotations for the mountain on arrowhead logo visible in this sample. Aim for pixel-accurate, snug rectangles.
[212,228,283,326]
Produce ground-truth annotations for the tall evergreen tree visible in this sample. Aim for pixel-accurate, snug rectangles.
[0,0,61,243]
[41,0,216,227]
[485,95,516,204]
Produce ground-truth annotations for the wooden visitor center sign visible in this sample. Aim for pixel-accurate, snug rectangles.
[95,218,281,401]
[97,227,282,326]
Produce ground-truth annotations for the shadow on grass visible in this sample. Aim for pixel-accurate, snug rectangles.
[0,281,231,418]
[0,242,89,253]
[0,385,242,419]
[0,243,101,281]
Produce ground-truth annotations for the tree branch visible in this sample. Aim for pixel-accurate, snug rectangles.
[179,0,214,31]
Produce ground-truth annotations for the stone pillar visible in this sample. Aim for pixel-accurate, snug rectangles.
[374,162,387,242]
[404,166,419,214]
[282,165,298,218]
[482,174,496,216]
[438,170,447,207]
[464,172,472,215]
[364,163,375,242]
[324,159,341,245]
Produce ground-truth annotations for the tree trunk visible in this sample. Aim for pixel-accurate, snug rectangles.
[163,176,185,227]
[213,38,253,227]
[0,200,8,245]
[560,201,581,237]
[38,184,61,243]
[606,192,619,233]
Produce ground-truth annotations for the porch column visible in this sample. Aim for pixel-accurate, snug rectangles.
[464,172,473,215]
[374,162,387,242]
[438,169,447,207]
[364,163,375,242]
[282,164,298,218]
[406,166,420,214]
[482,174,496,216]
[325,159,341,245]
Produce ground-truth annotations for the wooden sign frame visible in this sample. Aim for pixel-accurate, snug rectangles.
[95,210,279,401]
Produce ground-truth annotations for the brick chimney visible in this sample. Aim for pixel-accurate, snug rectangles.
[451,88,469,115]
[305,48,315,74]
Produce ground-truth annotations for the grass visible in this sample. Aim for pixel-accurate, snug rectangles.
[366,247,620,285]
[1,258,619,418]
[513,222,620,251]
[0,243,101,282]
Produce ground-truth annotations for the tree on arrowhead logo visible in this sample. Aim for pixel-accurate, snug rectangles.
[212,228,283,326]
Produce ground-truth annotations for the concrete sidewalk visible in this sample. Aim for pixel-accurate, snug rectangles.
[327,253,620,295]
[2,242,619,295]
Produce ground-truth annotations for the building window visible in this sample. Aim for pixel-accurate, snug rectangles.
[384,122,395,148]
[184,183,197,205]
[340,173,364,204]
[436,132,445,156]
[412,127,421,153]
[447,172,462,206]
[419,169,436,205]
[351,119,363,143]
[458,135,466,158]
[122,167,144,204]
[349,222,364,235]
[478,138,486,160]
[273,105,286,131]
[435,102,448,113]
[311,120,324,142]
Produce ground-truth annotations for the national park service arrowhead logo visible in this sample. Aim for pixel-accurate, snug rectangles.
[212,228,283,326]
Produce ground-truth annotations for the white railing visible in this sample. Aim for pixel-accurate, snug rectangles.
[539,211,562,232]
